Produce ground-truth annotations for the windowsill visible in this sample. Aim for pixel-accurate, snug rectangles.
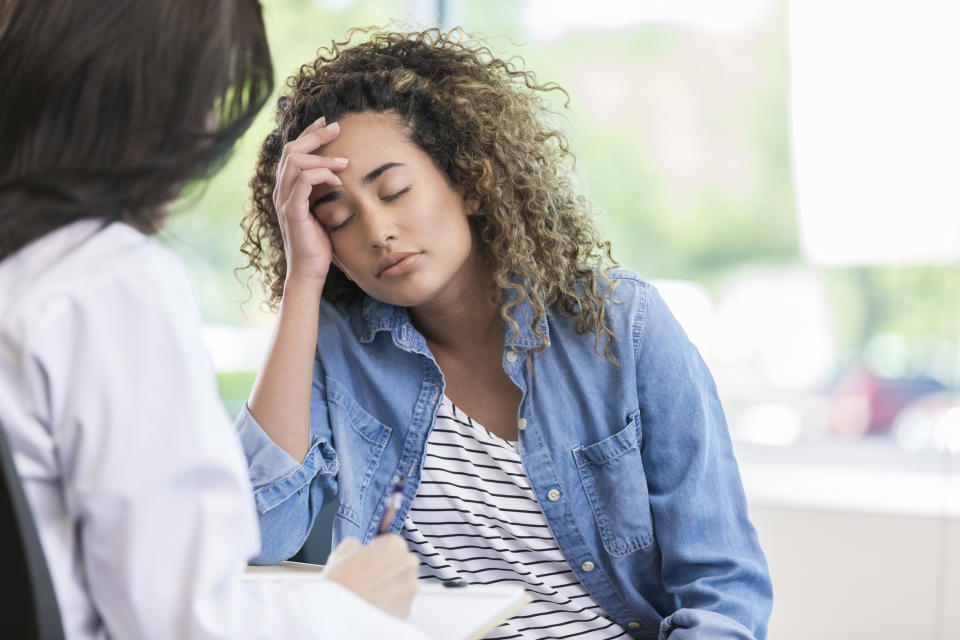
[734,439,960,518]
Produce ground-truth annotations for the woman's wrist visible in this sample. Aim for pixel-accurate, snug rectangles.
[282,270,327,303]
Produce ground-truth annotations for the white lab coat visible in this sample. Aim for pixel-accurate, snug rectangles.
[0,219,427,640]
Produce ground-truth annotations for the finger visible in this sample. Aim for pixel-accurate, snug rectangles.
[327,536,362,563]
[379,533,409,549]
[369,543,419,580]
[273,116,324,188]
[274,122,343,206]
[390,549,419,580]
[368,533,409,558]
[280,168,342,224]
[301,115,327,136]
[276,153,348,206]
[281,120,341,158]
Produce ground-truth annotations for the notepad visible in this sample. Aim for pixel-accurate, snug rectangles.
[243,560,329,580]
[409,582,530,640]
[244,562,530,639]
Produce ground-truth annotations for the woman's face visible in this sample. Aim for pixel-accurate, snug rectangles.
[310,111,479,309]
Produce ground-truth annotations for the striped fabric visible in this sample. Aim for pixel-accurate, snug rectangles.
[401,395,628,639]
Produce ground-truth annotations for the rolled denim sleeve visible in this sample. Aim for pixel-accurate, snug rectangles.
[659,608,759,640]
[634,284,773,639]
[234,402,339,564]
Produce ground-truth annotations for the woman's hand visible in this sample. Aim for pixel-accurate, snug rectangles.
[322,535,421,619]
[272,117,347,288]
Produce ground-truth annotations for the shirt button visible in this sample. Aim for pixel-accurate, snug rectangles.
[547,488,561,501]
[627,621,641,629]
[506,350,518,363]
[517,418,527,431]
[581,560,595,572]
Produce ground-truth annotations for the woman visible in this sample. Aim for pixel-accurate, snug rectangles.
[238,28,773,639]
[0,2,426,638]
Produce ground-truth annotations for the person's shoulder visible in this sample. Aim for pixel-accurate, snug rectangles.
[567,266,650,302]
[601,267,654,308]
[605,267,646,282]
[596,268,659,355]
[93,221,189,278]
[66,222,196,314]
[1,220,197,343]
[28,219,187,289]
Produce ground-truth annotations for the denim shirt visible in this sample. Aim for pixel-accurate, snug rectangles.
[235,270,773,639]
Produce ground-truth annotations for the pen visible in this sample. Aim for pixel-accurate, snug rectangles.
[377,475,406,535]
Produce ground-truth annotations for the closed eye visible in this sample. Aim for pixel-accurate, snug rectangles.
[322,186,409,232]
[381,186,410,202]
[311,191,341,209]
[327,215,353,233]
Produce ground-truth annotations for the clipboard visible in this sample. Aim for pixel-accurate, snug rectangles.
[244,562,530,639]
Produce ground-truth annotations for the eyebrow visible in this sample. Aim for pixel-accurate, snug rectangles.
[363,162,404,185]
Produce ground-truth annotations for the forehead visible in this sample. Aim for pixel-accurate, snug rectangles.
[317,111,417,162]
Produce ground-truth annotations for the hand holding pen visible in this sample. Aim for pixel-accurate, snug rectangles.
[322,475,419,618]
[322,535,421,619]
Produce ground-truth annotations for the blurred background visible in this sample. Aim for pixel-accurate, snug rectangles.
[160,1,960,637]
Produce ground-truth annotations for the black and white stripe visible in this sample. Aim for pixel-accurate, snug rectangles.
[402,396,628,639]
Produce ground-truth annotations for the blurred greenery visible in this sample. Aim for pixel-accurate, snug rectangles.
[217,371,258,417]
[161,0,957,408]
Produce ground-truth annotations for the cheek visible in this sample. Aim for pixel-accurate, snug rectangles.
[329,238,360,279]
[444,210,474,248]
[418,196,472,237]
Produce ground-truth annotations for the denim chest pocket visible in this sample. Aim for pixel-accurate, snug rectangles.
[573,413,654,557]
[325,377,392,525]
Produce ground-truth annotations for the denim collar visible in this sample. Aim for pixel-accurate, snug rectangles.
[355,292,550,352]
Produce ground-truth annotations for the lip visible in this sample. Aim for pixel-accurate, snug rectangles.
[376,251,422,278]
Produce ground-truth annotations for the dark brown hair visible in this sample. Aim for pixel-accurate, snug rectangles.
[0,0,273,259]
[241,28,618,358]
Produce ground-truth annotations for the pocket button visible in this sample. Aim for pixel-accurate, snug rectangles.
[547,488,561,501]
[517,418,527,430]
[506,350,519,363]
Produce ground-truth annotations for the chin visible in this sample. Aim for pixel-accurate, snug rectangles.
[364,281,438,309]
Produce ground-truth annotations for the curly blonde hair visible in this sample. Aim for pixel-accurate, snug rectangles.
[240,27,619,358]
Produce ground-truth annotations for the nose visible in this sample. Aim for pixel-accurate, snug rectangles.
[359,201,397,249]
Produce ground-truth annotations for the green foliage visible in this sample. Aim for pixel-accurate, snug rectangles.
[217,371,258,418]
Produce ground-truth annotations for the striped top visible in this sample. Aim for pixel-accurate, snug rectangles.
[401,395,628,639]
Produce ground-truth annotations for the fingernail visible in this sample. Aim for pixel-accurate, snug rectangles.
[333,157,349,166]
[315,116,326,126]
[327,121,339,130]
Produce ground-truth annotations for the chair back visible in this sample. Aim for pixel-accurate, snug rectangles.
[0,424,65,639]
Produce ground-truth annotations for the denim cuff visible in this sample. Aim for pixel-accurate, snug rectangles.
[234,403,338,513]
[659,608,757,640]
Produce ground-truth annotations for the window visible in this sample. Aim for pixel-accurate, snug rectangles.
[162,3,960,634]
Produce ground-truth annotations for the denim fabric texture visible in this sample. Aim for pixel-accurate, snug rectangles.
[236,269,773,639]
